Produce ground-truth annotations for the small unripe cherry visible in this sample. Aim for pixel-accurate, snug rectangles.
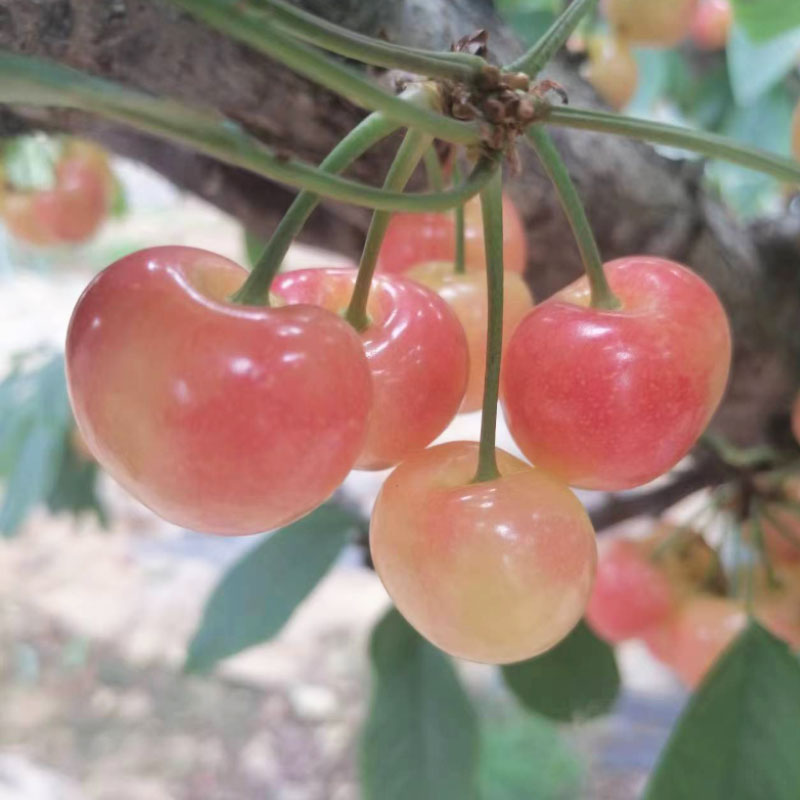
[586,538,674,642]
[370,441,597,664]
[583,36,638,111]
[407,261,533,412]
[689,0,732,51]
[603,0,697,48]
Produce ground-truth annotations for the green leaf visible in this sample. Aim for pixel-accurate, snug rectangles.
[730,0,800,43]
[645,621,800,800]
[185,503,360,673]
[479,715,583,800]
[360,608,480,800]
[2,134,62,192]
[45,440,107,526]
[501,621,620,722]
[727,24,800,106]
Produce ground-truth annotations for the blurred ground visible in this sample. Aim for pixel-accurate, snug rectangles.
[0,159,686,799]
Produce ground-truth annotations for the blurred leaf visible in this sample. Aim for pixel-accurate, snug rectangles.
[727,24,800,106]
[185,503,361,673]
[730,0,800,43]
[244,230,266,269]
[627,49,674,116]
[706,85,794,217]
[109,174,128,218]
[479,714,583,800]
[45,440,107,526]
[360,608,480,800]
[2,134,62,191]
[0,353,74,537]
[502,621,620,722]
[645,622,800,800]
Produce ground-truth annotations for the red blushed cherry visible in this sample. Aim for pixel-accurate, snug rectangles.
[689,0,732,50]
[66,247,372,535]
[377,193,528,275]
[407,261,533,412]
[586,538,674,643]
[271,268,468,470]
[370,441,597,664]
[501,256,732,491]
[645,595,746,688]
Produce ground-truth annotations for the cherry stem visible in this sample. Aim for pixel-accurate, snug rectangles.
[423,146,444,192]
[168,0,479,145]
[473,167,505,484]
[453,160,466,275]
[506,0,597,77]
[345,127,434,330]
[546,106,800,184]
[242,0,484,81]
[526,126,620,310]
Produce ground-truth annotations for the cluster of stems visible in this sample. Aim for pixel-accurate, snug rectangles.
[5,0,800,477]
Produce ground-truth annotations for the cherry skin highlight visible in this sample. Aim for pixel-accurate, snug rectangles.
[689,0,732,50]
[370,441,597,664]
[66,247,372,535]
[501,256,732,491]
[272,268,468,470]
[377,193,527,275]
[603,0,697,47]
[407,261,533,412]
[583,36,638,111]
[586,538,674,643]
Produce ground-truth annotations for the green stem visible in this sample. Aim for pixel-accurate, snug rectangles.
[0,53,496,212]
[547,106,800,184]
[473,168,505,484]
[453,160,466,275]
[345,128,434,330]
[233,112,401,306]
[233,0,483,81]
[526,127,619,309]
[168,0,479,145]
[506,0,597,76]
[423,146,445,192]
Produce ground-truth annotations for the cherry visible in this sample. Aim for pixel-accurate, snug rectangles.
[1,140,114,247]
[377,193,528,275]
[755,569,800,649]
[370,441,597,664]
[406,261,533,413]
[747,505,800,563]
[66,247,372,535]
[501,256,731,491]
[586,538,674,642]
[603,0,697,48]
[646,595,746,688]
[792,391,800,445]
[583,36,638,111]
[271,267,468,470]
[689,0,732,51]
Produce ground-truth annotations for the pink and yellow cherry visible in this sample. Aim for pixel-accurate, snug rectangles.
[586,538,674,643]
[603,0,697,48]
[501,256,732,491]
[583,36,638,111]
[1,139,114,246]
[407,261,533,413]
[646,595,746,687]
[66,247,372,535]
[377,193,528,275]
[271,268,468,470]
[690,0,732,50]
[370,441,597,664]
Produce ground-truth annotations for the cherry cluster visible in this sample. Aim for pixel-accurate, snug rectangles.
[1,139,114,247]
[584,0,732,111]
[65,190,732,665]
[588,479,800,688]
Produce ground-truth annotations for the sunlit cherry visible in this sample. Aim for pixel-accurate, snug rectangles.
[583,36,638,111]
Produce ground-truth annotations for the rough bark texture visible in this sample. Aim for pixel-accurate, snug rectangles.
[1,0,799,469]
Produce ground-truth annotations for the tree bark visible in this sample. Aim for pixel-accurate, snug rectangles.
[1,0,798,459]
